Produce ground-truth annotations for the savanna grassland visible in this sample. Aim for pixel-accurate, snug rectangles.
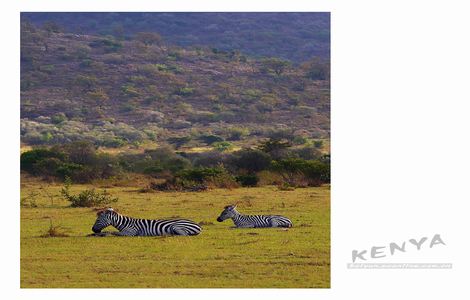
[21,182,330,288]
[20,13,330,289]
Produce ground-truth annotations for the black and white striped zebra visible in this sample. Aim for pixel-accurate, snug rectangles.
[216,205,293,228]
[91,208,201,236]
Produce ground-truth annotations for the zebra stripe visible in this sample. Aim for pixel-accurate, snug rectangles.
[92,208,201,236]
[216,205,293,228]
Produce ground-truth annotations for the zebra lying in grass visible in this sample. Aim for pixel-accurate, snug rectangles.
[90,208,201,236]
[216,205,293,228]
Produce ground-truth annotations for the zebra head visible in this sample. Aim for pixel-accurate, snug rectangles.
[217,205,238,222]
[92,208,116,233]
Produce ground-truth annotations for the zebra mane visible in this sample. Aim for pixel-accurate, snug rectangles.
[224,204,236,209]
[96,207,116,216]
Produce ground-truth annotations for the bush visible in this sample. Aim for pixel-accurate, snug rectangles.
[151,167,238,191]
[229,149,271,173]
[212,141,233,152]
[121,84,141,97]
[121,146,191,175]
[89,38,122,53]
[21,148,65,173]
[197,134,224,145]
[167,136,192,149]
[226,127,250,141]
[178,167,224,183]
[175,87,194,96]
[75,75,97,90]
[60,179,118,207]
[291,146,322,160]
[257,170,283,186]
[235,174,259,187]
[58,141,97,165]
[143,165,164,177]
[258,138,291,154]
[314,140,324,148]
[192,151,226,168]
[302,58,330,80]
[51,113,67,124]
[271,158,330,187]
[21,142,122,183]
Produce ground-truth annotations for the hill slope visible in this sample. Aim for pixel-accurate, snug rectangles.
[21,12,330,63]
[21,23,330,149]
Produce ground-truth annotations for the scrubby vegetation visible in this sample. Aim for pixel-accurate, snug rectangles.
[21,140,330,190]
[20,21,330,151]
[22,12,330,63]
[60,178,118,207]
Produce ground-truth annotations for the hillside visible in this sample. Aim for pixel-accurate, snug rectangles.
[21,12,330,63]
[21,23,330,150]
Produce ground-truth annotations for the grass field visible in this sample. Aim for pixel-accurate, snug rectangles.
[21,183,330,288]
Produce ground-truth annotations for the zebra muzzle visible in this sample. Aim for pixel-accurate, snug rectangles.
[216,217,223,222]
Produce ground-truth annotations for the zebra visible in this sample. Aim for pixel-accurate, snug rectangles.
[91,208,202,236]
[216,205,293,228]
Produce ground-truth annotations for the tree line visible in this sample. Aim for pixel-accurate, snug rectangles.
[21,140,330,190]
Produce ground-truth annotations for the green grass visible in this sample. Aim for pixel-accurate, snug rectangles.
[21,183,330,288]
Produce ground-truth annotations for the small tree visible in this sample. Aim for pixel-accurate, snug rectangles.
[230,149,271,173]
[302,58,330,81]
[135,32,163,46]
[42,21,61,34]
[260,58,291,76]
[257,138,291,154]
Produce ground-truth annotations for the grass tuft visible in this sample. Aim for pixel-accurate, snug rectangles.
[40,220,70,238]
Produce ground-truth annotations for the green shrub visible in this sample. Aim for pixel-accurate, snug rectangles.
[55,162,85,179]
[154,63,169,72]
[20,142,122,183]
[178,167,225,183]
[143,165,164,177]
[121,84,140,97]
[235,174,259,187]
[227,127,250,141]
[198,134,224,145]
[213,141,233,152]
[51,113,67,124]
[75,75,97,90]
[178,167,238,189]
[154,166,238,191]
[293,136,308,145]
[102,137,126,148]
[175,87,194,96]
[303,58,330,80]
[60,179,118,207]
[314,140,324,148]
[20,148,65,173]
[89,38,122,53]
[271,158,330,186]
[229,149,271,173]
[167,136,191,149]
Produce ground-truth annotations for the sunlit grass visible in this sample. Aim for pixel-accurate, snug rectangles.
[21,183,330,288]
